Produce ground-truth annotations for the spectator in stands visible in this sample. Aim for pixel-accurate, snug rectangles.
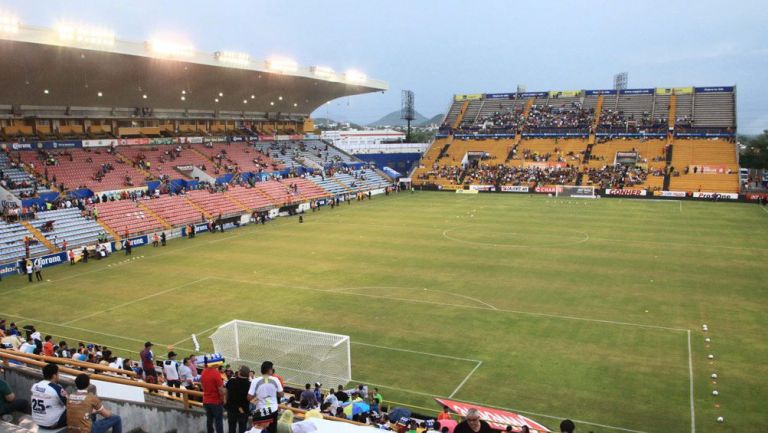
[31,363,68,429]
[178,357,196,390]
[162,351,181,395]
[225,365,251,433]
[67,373,122,433]
[0,378,29,417]
[299,383,318,409]
[201,357,226,433]
[560,419,575,433]
[139,342,157,384]
[454,408,493,433]
[42,335,54,356]
[247,361,282,433]
[438,406,453,421]
[334,384,349,403]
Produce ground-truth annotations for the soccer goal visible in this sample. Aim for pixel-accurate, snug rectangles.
[555,185,597,198]
[209,320,351,386]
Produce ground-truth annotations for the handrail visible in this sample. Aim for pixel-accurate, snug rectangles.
[0,349,137,377]
[0,349,203,409]
[2,349,373,425]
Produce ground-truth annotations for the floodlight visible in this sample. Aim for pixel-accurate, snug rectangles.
[0,13,19,34]
[215,51,250,66]
[311,66,336,80]
[57,24,114,47]
[148,38,194,57]
[345,70,367,84]
[267,57,298,74]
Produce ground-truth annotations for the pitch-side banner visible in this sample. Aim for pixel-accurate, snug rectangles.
[469,185,495,192]
[653,191,687,198]
[435,398,550,432]
[692,192,738,200]
[501,185,529,193]
[604,189,647,196]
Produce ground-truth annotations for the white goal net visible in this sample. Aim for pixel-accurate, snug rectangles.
[555,185,596,198]
[210,320,351,386]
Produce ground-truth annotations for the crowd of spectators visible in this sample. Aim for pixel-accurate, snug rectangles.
[524,103,594,130]
[584,164,655,189]
[1,320,579,433]
[598,109,667,132]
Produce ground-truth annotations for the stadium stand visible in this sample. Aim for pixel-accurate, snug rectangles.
[421,87,738,193]
[27,208,102,250]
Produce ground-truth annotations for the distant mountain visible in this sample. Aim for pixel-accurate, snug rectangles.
[367,110,429,127]
[416,113,444,127]
[312,117,364,130]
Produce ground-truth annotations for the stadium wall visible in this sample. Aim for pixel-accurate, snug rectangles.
[352,153,422,176]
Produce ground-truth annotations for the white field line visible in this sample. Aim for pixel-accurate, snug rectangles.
[688,330,696,433]
[761,206,768,215]
[62,277,210,325]
[448,361,482,398]
[352,341,480,363]
[327,286,498,311]
[234,277,688,332]
[441,228,591,249]
[680,201,683,213]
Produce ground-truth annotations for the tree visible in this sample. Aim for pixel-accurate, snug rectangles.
[739,131,768,169]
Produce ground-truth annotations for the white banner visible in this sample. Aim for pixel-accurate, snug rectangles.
[692,192,738,200]
[604,189,647,196]
[654,191,687,198]
[469,185,495,192]
[83,139,119,148]
[501,185,529,193]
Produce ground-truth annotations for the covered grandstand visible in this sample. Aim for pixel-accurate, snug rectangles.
[0,23,393,274]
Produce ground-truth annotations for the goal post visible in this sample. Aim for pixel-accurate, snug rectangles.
[210,320,352,386]
[555,185,596,198]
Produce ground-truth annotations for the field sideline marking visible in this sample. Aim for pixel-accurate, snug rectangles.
[239,278,688,332]
[688,330,696,433]
[448,361,482,398]
[352,341,481,363]
[62,277,211,326]
[326,286,498,311]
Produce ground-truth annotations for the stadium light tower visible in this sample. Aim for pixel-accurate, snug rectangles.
[147,38,195,58]
[614,72,628,90]
[57,24,115,47]
[215,51,250,66]
[267,57,298,74]
[401,90,415,142]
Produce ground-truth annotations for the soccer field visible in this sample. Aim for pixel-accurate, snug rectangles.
[2,192,766,433]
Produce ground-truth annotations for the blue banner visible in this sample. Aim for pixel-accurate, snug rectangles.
[675,132,735,138]
[520,92,547,98]
[112,235,150,251]
[596,132,666,138]
[619,88,654,95]
[0,261,19,278]
[484,93,514,99]
[42,140,81,150]
[585,89,617,96]
[694,86,734,93]
[522,132,589,138]
[453,133,517,139]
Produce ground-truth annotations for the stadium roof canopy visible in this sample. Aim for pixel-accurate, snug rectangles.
[0,24,387,118]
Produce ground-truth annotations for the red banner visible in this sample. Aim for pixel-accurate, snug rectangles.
[435,398,550,432]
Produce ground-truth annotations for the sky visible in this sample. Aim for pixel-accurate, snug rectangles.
[3,0,767,133]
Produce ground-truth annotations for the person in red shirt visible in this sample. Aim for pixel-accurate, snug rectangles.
[42,336,54,357]
[201,359,226,433]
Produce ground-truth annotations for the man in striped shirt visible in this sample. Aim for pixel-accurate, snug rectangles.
[247,361,282,433]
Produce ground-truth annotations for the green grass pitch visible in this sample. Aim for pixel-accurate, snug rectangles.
[2,192,766,433]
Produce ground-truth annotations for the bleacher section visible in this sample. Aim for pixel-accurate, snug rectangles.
[118,145,216,180]
[425,86,738,193]
[93,200,165,237]
[0,154,49,197]
[28,208,102,249]
[0,221,48,263]
[18,149,146,193]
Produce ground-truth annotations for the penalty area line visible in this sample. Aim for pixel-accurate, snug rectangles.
[448,361,482,398]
